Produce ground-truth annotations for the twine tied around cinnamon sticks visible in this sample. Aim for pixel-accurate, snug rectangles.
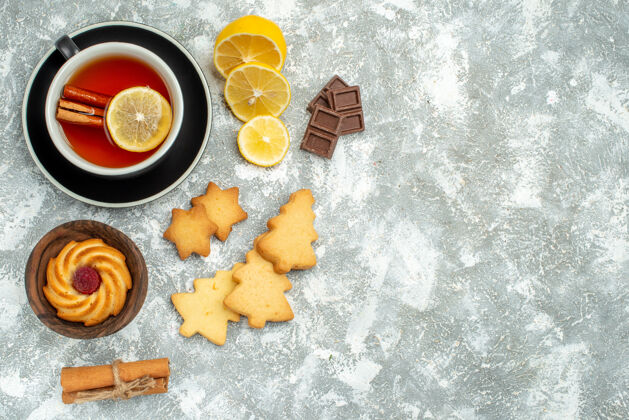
[73,359,156,403]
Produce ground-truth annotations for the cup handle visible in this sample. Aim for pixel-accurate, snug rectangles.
[55,35,80,60]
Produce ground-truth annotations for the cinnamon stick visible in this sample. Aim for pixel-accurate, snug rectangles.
[59,98,104,117]
[56,108,103,128]
[61,358,170,393]
[61,377,169,404]
[63,85,112,108]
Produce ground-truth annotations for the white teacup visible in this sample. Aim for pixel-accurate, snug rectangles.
[45,37,184,178]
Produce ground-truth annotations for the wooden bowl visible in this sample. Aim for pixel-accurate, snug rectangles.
[25,220,148,339]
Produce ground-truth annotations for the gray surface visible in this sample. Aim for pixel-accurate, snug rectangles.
[1,0,628,419]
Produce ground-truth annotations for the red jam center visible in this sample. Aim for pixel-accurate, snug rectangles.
[72,266,102,295]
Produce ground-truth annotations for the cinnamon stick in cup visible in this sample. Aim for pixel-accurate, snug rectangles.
[63,85,112,108]
[58,98,105,117]
[60,358,170,404]
[56,108,104,127]
[55,85,111,128]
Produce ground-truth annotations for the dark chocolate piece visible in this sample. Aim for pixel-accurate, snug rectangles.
[307,75,349,113]
[309,105,343,136]
[301,127,338,159]
[328,86,362,112]
[339,109,365,135]
[307,91,330,113]
[323,75,349,92]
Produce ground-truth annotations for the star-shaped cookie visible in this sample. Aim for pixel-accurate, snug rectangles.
[171,263,243,345]
[163,204,218,260]
[191,182,248,241]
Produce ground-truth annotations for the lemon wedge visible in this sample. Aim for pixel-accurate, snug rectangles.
[224,62,291,122]
[105,86,172,153]
[213,15,286,79]
[237,115,290,167]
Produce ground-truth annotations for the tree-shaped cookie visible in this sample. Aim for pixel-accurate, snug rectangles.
[163,204,218,259]
[223,245,294,328]
[191,182,248,241]
[171,263,243,345]
[256,189,318,273]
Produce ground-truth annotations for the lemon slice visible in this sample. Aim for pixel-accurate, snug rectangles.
[224,62,291,122]
[213,15,286,79]
[105,86,172,152]
[237,115,290,167]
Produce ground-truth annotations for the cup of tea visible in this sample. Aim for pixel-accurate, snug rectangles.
[44,36,184,178]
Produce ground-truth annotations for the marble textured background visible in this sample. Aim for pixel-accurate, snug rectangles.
[1,0,628,418]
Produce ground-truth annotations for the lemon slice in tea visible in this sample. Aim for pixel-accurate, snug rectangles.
[106,86,172,153]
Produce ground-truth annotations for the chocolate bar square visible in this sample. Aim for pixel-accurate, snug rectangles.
[328,86,362,112]
[323,75,349,92]
[339,108,365,135]
[301,127,338,159]
[307,91,330,113]
[309,105,343,136]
